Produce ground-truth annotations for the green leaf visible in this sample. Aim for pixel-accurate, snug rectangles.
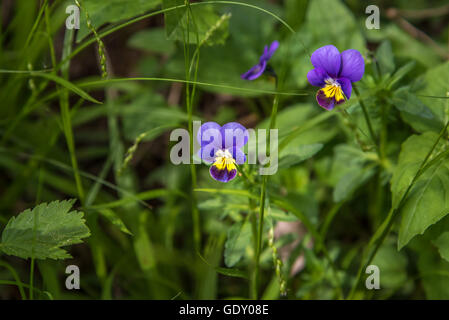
[195,188,258,200]
[330,144,377,202]
[268,206,299,222]
[133,211,156,271]
[0,200,90,260]
[376,40,395,75]
[417,61,449,123]
[224,220,252,268]
[371,242,408,290]
[333,166,376,203]
[128,28,176,55]
[392,88,442,133]
[391,133,449,249]
[365,24,441,68]
[162,1,229,46]
[31,72,101,104]
[284,0,308,31]
[98,209,133,235]
[386,61,415,90]
[278,144,323,169]
[77,0,161,42]
[412,238,449,299]
[121,91,187,141]
[198,252,248,279]
[433,232,449,262]
[215,267,248,279]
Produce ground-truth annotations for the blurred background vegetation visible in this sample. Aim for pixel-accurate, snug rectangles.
[0,0,448,299]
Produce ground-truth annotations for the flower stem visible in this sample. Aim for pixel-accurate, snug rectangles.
[254,78,280,298]
[353,85,377,148]
[182,1,201,252]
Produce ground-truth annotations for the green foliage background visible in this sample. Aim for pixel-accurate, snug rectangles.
[0,0,449,300]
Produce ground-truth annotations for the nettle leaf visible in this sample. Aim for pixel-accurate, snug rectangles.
[77,0,161,42]
[0,200,91,260]
[162,0,229,46]
[224,220,252,268]
[391,133,449,249]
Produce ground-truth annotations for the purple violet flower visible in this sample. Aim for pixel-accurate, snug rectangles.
[241,41,279,80]
[307,45,365,110]
[197,122,249,182]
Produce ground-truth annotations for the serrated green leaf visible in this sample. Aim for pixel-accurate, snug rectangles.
[0,200,90,260]
[391,133,449,249]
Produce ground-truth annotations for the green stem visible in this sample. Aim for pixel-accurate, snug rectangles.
[45,5,85,203]
[29,258,35,300]
[254,175,267,298]
[353,85,377,148]
[181,1,201,252]
[253,79,280,299]
[0,261,27,300]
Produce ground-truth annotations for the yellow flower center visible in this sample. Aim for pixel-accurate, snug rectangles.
[213,149,237,172]
[322,79,345,102]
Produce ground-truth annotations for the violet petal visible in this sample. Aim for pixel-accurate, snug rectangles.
[316,90,335,110]
[221,122,249,149]
[241,60,267,80]
[339,49,365,82]
[307,67,328,87]
[210,165,237,182]
[337,77,352,100]
[310,45,341,78]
